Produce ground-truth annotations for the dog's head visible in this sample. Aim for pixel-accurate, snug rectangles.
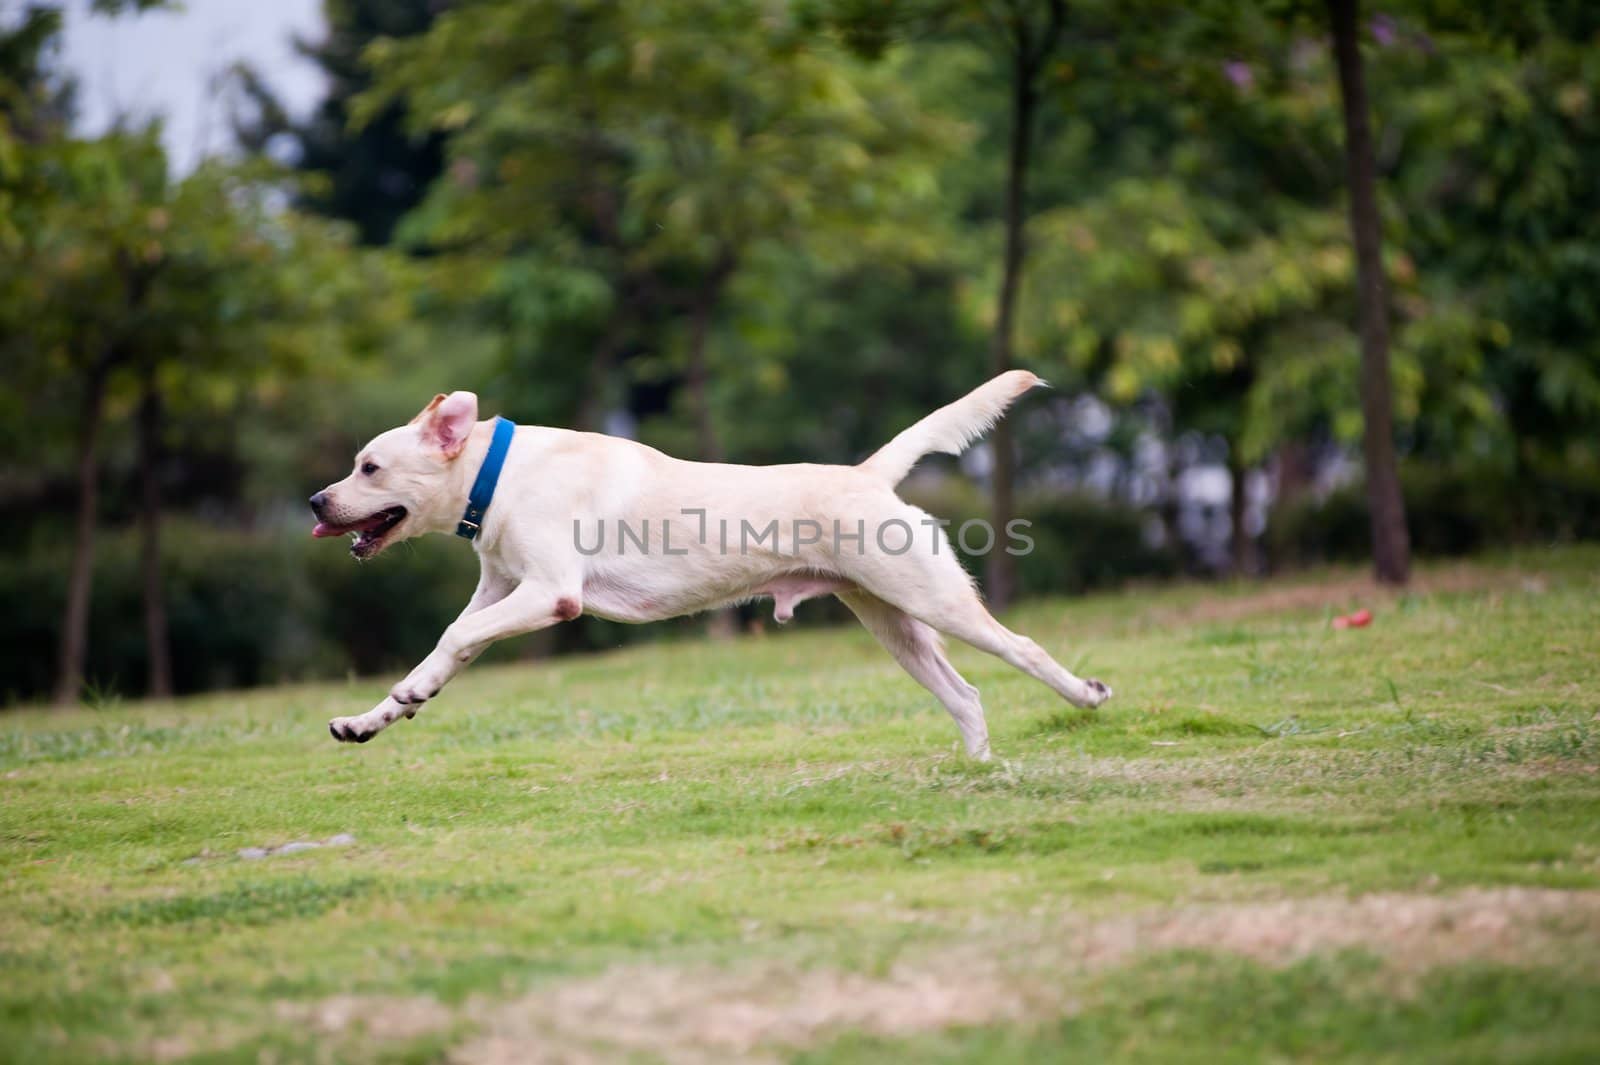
[309,391,479,559]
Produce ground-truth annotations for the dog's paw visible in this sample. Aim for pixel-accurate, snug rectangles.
[328,716,377,744]
[1083,678,1113,707]
[330,697,416,743]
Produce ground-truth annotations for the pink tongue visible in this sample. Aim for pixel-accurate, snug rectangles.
[312,522,344,538]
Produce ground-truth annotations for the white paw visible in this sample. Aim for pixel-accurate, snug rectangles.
[328,700,407,744]
[1083,678,1113,708]
[328,715,379,744]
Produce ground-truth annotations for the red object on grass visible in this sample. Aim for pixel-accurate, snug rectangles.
[1332,608,1374,630]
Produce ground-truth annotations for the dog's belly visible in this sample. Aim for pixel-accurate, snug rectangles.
[581,567,852,625]
[581,574,685,623]
[581,569,732,624]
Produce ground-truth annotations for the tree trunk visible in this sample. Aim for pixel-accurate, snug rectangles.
[577,314,629,433]
[137,366,173,698]
[1228,453,1253,577]
[686,261,735,638]
[54,360,111,706]
[985,48,1039,612]
[1274,439,1312,512]
[1328,0,1411,585]
[685,269,729,465]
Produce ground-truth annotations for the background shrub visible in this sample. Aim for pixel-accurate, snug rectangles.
[903,480,1178,597]
[1267,462,1600,569]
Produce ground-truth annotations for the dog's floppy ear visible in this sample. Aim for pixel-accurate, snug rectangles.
[417,391,479,459]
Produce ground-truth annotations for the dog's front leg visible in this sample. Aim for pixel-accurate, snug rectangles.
[328,581,578,744]
[386,568,514,707]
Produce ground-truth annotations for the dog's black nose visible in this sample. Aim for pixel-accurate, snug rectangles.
[309,491,328,516]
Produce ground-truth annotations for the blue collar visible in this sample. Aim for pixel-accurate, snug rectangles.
[456,416,516,540]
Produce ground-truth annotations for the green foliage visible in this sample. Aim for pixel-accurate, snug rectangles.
[904,480,1177,596]
[362,0,956,435]
[680,255,987,464]
[0,0,424,705]
[232,0,445,245]
[1268,461,1600,568]
[0,121,413,471]
[1019,4,1600,476]
[0,522,481,703]
[0,7,69,162]
[1376,17,1600,467]
[366,0,947,263]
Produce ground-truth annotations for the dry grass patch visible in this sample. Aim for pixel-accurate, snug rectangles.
[448,888,1600,1064]
[273,993,457,1041]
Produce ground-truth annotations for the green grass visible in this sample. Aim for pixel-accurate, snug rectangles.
[3,546,1599,1063]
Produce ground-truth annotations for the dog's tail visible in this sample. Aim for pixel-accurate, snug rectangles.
[859,370,1045,486]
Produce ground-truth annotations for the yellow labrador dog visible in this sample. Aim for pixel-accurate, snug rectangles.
[310,372,1111,758]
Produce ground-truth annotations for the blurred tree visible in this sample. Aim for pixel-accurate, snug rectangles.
[1026,179,1357,573]
[0,7,72,149]
[982,2,1346,572]
[1377,4,1600,474]
[822,0,1072,608]
[363,0,948,453]
[1107,0,1415,581]
[1241,2,1600,540]
[129,160,409,697]
[4,133,408,702]
[232,0,446,245]
[4,2,410,703]
[2,129,167,703]
[1009,1,1588,576]
[2,8,166,702]
[1326,0,1409,584]
[968,0,1064,608]
[716,254,983,466]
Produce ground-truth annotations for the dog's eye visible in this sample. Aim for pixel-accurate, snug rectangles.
[361,462,379,476]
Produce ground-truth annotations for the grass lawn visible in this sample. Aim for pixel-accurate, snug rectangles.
[4,546,1599,1063]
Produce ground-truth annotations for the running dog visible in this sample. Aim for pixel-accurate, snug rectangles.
[310,372,1112,759]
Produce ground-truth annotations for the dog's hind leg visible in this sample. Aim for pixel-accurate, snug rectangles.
[847,530,1112,712]
[839,590,991,760]
[930,597,1111,711]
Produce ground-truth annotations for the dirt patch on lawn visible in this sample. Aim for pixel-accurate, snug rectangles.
[138,995,458,1063]
[450,887,1600,1064]
[1068,887,1600,971]
[458,960,1030,1065]
[273,993,456,1041]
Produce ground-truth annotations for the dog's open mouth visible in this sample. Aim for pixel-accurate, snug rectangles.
[312,506,408,559]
